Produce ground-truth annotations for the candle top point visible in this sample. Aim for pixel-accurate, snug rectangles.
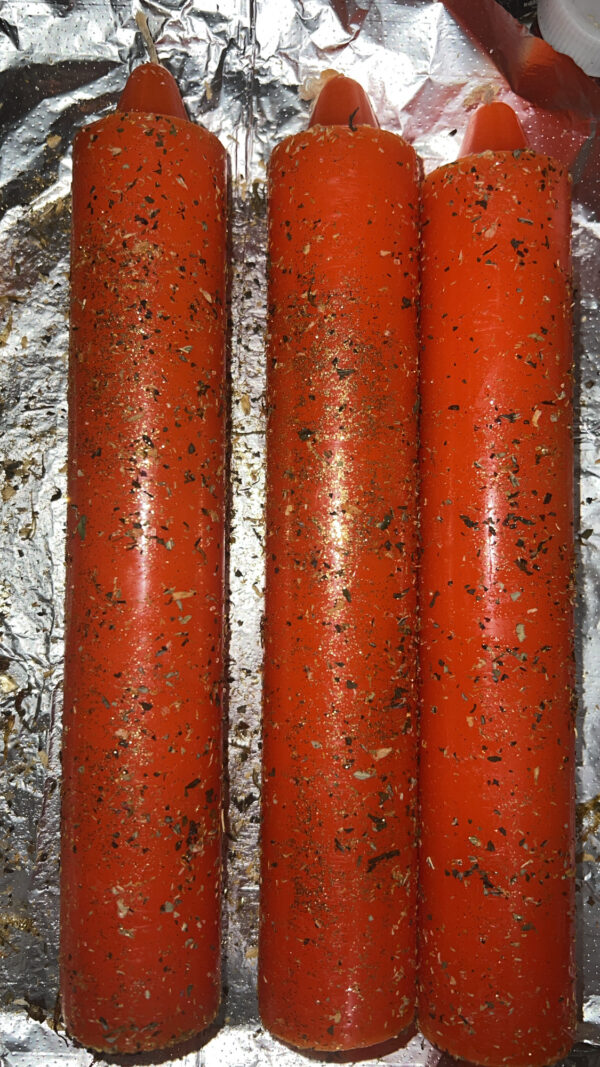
[118,63,188,120]
[309,73,378,130]
[460,101,528,156]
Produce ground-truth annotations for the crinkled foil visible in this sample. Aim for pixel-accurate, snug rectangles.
[0,1,599,1063]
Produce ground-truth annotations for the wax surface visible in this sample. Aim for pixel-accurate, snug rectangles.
[460,100,527,154]
[119,62,188,119]
[418,145,575,1065]
[309,73,378,128]
[260,122,420,1051]
[61,108,227,1053]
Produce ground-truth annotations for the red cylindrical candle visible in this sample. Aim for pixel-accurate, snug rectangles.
[60,63,227,1053]
[259,75,420,1051]
[418,102,576,1066]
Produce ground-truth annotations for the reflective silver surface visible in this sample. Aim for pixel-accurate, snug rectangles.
[0,0,598,1062]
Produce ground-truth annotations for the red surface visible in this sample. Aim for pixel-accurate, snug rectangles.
[61,98,227,1053]
[119,62,188,119]
[439,0,599,210]
[259,115,420,1050]
[418,139,576,1065]
[460,101,527,154]
[443,0,600,118]
[309,73,378,128]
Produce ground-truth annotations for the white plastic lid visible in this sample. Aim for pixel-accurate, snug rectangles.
[538,0,600,77]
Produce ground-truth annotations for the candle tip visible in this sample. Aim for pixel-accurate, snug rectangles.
[309,74,378,130]
[119,63,188,119]
[460,102,528,156]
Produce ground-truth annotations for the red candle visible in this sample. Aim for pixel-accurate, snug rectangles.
[418,102,575,1065]
[259,74,420,1051]
[60,63,227,1053]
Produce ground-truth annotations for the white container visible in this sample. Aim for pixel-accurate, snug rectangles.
[538,0,600,76]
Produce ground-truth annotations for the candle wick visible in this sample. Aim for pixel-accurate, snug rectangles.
[135,11,160,66]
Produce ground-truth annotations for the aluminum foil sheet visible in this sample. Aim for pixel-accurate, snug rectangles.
[0,0,599,1063]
